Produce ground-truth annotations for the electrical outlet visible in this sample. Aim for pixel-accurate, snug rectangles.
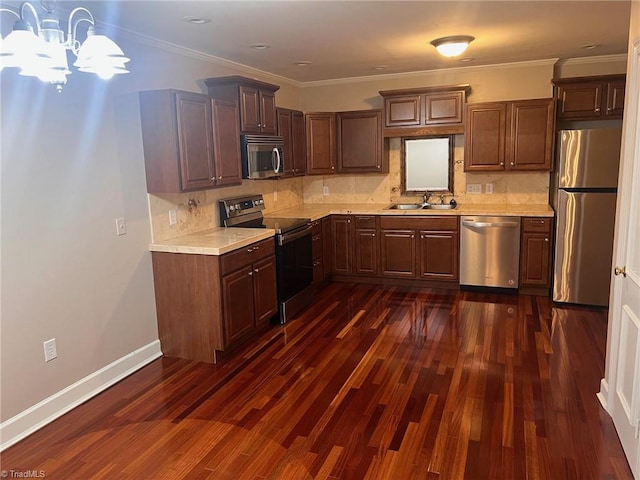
[169,209,177,226]
[485,183,494,194]
[323,186,329,196]
[115,217,126,236]
[43,338,57,362]
[467,183,482,194]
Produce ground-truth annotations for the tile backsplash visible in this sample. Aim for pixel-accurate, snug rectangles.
[150,136,550,242]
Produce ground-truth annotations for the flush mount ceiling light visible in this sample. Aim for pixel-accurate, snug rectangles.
[0,1,129,92]
[294,61,311,66]
[249,43,270,50]
[430,35,475,58]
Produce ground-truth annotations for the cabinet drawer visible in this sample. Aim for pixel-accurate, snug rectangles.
[221,238,275,275]
[522,217,552,233]
[354,216,376,229]
[379,216,458,231]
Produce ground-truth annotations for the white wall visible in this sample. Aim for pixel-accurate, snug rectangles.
[0,30,299,443]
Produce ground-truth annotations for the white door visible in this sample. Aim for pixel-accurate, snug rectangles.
[600,34,640,479]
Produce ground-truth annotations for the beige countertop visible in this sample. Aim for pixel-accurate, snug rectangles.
[266,203,554,221]
[149,227,275,256]
[150,202,553,256]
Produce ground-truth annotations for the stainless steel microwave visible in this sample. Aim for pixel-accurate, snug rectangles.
[241,135,284,179]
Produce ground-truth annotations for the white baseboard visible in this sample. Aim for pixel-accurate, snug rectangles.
[0,340,162,452]
[597,377,610,413]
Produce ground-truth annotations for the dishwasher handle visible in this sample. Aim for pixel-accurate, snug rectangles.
[462,220,520,228]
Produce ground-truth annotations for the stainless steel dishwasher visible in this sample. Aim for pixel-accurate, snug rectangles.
[460,216,521,289]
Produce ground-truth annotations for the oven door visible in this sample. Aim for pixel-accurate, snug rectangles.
[276,224,313,306]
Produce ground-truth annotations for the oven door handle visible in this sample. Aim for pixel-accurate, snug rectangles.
[278,224,313,246]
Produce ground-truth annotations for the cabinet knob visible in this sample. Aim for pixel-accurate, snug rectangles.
[372,233,376,237]
[254,268,259,273]
[254,246,259,250]
[218,176,222,180]
[595,107,601,113]
[500,162,504,166]
[247,247,254,253]
[331,166,335,170]
[248,271,253,276]
[544,238,549,242]
[510,162,515,167]
[211,177,215,181]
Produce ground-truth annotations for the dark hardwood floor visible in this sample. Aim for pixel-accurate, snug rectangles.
[2,283,633,479]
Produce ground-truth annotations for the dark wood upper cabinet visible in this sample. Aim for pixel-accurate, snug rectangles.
[379,84,470,137]
[205,76,280,135]
[553,74,625,120]
[306,112,336,175]
[465,98,554,172]
[508,99,555,171]
[211,99,242,186]
[277,107,306,176]
[464,102,507,172]
[336,109,385,173]
[139,89,242,194]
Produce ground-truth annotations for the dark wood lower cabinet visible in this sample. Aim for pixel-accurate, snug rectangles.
[418,230,459,281]
[151,238,277,363]
[519,217,553,292]
[354,229,378,275]
[331,215,353,274]
[222,266,256,346]
[380,229,416,278]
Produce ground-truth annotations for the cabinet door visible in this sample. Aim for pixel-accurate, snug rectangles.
[306,113,336,175]
[222,266,256,347]
[277,108,295,176]
[605,80,625,118]
[384,94,421,127]
[337,110,384,173]
[520,233,551,287]
[175,91,216,190]
[238,85,261,134]
[464,102,507,172]
[418,230,458,281]
[507,99,554,171]
[556,82,603,119]
[322,216,333,279]
[331,215,352,274]
[354,229,378,275]
[211,99,242,186]
[380,229,416,278]
[259,90,277,135]
[292,111,306,175]
[425,91,464,125]
[252,255,278,328]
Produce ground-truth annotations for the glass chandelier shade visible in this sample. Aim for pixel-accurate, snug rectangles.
[0,3,130,92]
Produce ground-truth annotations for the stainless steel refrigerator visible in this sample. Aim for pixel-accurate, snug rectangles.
[552,128,622,306]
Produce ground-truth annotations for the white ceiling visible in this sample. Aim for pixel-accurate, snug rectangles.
[10,1,635,83]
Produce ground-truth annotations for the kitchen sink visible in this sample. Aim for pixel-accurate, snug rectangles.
[386,203,423,210]
[425,203,457,210]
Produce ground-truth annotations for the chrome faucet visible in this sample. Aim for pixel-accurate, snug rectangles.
[423,192,432,205]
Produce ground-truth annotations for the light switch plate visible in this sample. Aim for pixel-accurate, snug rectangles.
[169,209,177,226]
[485,183,494,194]
[43,338,57,362]
[115,217,126,236]
[323,186,329,196]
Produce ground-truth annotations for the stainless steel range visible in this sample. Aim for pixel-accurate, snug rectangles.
[219,194,314,324]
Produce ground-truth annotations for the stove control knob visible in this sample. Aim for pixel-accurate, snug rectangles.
[259,199,264,204]
[234,204,240,211]
[229,205,235,211]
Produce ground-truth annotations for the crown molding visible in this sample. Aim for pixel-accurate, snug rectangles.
[555,54,628,66]
[298,58,559,88]
[114,26,303,88]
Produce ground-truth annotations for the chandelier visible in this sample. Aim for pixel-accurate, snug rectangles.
[0,1,130,92]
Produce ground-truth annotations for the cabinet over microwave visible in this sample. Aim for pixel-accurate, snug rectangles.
[241,135,284,179]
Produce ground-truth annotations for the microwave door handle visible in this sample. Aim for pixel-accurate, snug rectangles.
[272,148,281,174]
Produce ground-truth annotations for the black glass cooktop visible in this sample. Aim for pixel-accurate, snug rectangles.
[262,217,310,234]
